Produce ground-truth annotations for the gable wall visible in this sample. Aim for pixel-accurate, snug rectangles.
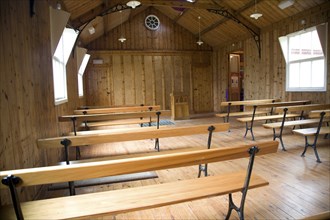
[85,8,214,113]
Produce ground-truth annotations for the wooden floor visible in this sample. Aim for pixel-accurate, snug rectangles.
[42,115,330,220]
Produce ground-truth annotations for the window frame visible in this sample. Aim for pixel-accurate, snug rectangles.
[52,27,78,105]
[279,24,327,92]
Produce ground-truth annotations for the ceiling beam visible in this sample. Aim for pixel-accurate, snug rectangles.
[70,0,129,29]
[70,3,107,29]
[139,0,224,10]
[205,0,261,57]
[210,0,260,36]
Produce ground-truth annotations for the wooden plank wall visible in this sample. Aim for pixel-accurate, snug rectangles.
[85,51,213,113]
[0,0,84,205]
[85,7,214,113]
[87,8,212,51]
[213,3,330,112]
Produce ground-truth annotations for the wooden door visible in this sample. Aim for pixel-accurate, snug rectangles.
[228,54,240,101]
[85,65,111,106]
[192,66,213,113]
[228,54,241,111]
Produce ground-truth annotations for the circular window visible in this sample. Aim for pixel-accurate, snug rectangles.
[145,15,160,30]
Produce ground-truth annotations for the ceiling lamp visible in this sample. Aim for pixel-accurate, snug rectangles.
[196,16,203,46]
[118,36,126,43]
[278,0,295,9]
[126,0,141,9]
[118,11,126,43]
[250,0,262,20]
[88,26,95,35]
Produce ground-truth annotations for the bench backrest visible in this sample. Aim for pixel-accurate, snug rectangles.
[37,123,230,149]
[58,110,171,122]
[220,99,280,107]
[78,104,144,110]
[245,100,311,109]
[0,141,278,189]
[275,104,330,114]
[73,105,161,115]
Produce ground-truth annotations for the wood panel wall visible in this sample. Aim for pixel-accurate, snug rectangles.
[213,3,330,112]
[85,7,213,113]
[0,0,84,205]
[85,51,213,113]
[87,7,212,51]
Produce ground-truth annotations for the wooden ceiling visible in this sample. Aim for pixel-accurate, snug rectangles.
[60,0,327,47]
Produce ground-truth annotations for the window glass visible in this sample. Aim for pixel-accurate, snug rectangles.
[52,28,78,104]
[279,24,327,92]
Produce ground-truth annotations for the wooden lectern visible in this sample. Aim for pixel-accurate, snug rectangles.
[170,93,190,120]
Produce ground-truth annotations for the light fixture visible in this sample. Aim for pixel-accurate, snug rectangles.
[278,0,295,9]
[118,11,126,43]
[93,59,104,65]
[56,1,61,10]
[250,0,262,20]
[88,26,95,35]
[196,16,203,46]
[126,0,141,9]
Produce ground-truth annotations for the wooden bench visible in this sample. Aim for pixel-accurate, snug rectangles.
[44,123,228,195]
[0,141,278,220]
[216,98,280,123]
[38,123,229,178]
[59,110,171,160]
[263,104,330,151]
[59,110,171,134]
[73,105,161,115]
[237,100,311,140]
[292,110,330,162]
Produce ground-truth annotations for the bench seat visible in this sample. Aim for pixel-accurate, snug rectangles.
[263,118,330,129]
[293,127,330,136]
[0,171,268,220]
[79,118,156,128]
[69,125,173,136]
[216,110,269,118]
[58,147,205,165]
[237,113,300,123]
[292,126,329,162]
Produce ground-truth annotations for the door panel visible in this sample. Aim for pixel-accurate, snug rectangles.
[85,65,110,106]
[192,66,213,113]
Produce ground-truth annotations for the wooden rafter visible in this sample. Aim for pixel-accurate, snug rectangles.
[211,0,260,36]
[139,0,223,10]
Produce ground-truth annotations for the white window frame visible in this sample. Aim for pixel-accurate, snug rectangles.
[52,27,78,105]
[279,24,327,92]
[78,54,90,97]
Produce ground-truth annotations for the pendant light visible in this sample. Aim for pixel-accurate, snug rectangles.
[126,0,141,9]
[196,16,203,46]
[118,11,126,43]
[250,0,262,20]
